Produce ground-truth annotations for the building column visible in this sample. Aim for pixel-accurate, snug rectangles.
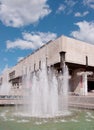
[82,73,88,96]
[78,71,88,96]
[59,51,66,68]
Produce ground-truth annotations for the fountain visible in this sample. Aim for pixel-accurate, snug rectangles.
[21,62,69,118]
[0,67,11,96]
[0,63,94,130]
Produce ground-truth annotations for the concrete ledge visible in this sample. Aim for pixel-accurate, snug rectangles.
[69,95,94,110]
[69,102,94,110]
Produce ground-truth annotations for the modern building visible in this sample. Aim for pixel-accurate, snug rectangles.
[0,35,94,96]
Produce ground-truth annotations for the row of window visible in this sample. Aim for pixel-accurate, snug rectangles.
[9,71,15,79]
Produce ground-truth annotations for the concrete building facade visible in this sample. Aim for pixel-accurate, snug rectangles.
[0,35,94,96]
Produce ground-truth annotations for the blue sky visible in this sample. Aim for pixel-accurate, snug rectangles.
[0,0,94,73]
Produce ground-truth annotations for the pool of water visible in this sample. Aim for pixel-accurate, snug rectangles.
[0,106,94,130]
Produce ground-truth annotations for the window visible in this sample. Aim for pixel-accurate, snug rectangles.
[9,71,15,79]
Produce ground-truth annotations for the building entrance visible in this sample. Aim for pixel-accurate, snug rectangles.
[88,81,94,92]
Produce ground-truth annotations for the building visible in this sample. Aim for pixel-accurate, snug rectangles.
[0,35,94,96]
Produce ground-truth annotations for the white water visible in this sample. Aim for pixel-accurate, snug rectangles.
[22,62,69,118]
[0,68,11,95]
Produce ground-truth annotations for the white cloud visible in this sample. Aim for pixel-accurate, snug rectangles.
[56,0,77,14]
[56,4,66,14]
[83,0,94,9]
[71,21,94,44]
[75,11,89,17]
[6,32,57,50]
[17,57,24,62]
[0,0,51,27]
[65,0,76,7]
[7,39,35,50]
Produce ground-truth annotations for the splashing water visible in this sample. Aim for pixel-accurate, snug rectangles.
[21,62,69,118]
[0,68,11,95]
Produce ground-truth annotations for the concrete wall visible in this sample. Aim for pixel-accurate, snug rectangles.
[8,35,94,76]
[47,37,62,65]
[62,36,94,66]
[8,36,63,76]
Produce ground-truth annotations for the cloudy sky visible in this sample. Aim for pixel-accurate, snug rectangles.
[0,0,94,73]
